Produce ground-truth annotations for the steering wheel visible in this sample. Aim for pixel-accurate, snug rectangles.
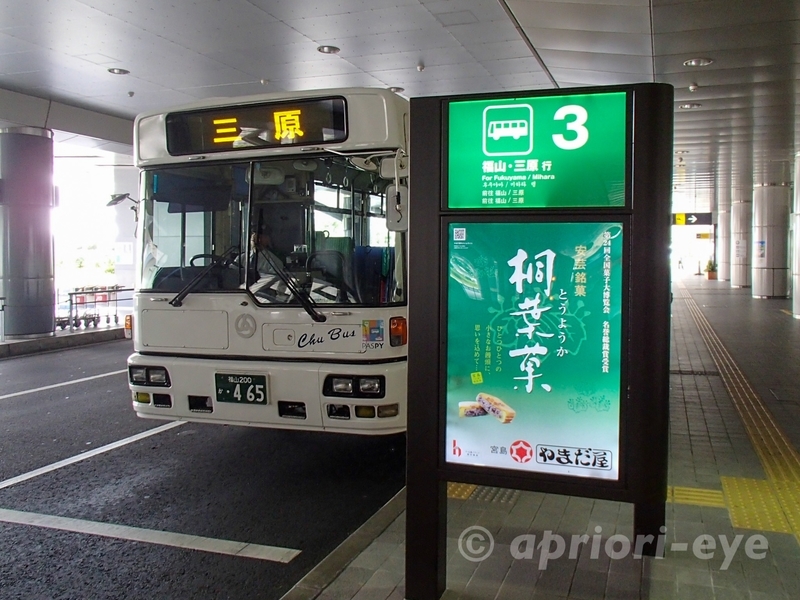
[252,275,292,303]
[189,253,230,267]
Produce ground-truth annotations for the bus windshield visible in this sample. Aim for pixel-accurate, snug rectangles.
[138,156,406,308]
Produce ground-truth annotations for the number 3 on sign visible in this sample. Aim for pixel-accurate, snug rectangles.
[552,105,589,150]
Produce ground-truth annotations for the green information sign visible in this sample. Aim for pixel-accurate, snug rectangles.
[445,221,623,479]
[447,92,628,209]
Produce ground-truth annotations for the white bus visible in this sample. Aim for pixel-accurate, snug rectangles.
[127,88,409,434]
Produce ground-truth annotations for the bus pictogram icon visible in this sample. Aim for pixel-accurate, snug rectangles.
[482,104,533,157]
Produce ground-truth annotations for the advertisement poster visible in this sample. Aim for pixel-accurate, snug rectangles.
[446,221,623,480]
[448,92,627,209]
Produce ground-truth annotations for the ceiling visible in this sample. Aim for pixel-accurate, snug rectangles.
[0,0,798,214]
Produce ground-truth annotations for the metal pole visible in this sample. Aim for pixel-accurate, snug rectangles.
[0,297,5,342]
[69,292,75,331]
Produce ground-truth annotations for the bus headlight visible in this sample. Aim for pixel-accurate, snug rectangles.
[130,366,147,383]
[359,377,382,394]
[324,375,386,398]
[331,377,354,394]
[129,366,171,387]
[147,367,169,385]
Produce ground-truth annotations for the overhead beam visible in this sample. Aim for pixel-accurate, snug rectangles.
[0,87,133,148]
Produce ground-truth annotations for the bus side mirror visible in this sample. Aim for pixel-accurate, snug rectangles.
[386,184,408,232]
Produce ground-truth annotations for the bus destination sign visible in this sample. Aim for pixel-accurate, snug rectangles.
[447,91,628,209]
[166,97,348,156]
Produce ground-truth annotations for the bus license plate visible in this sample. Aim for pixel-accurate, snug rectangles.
[215,374,268,405]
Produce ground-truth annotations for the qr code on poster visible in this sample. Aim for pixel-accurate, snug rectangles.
[453,228,466,241]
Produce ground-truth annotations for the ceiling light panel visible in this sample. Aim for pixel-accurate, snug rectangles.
[272,72,386,92]
[491,73,556,90]
[262,59,363,80]
[396,75,501,97]
[371,62,499,85]
[139,63,255,90]
[0,31,39,55]
[182,82,272,98]
[476,56,550,77]
[462,39,533,61]
[443,20,521,44]
[316,28,462,56]
[258,0,421,21]
[345,46,478,71]
[283,5,438,39]
[423,0,509,22]
[433,10,479,27]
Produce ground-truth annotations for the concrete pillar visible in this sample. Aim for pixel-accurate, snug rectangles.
[752,185,791,297]
[752,161,791,298]
[793,153,800,316]
[0,127,55,337]
[717,164,731,281]
[730,175,753,288]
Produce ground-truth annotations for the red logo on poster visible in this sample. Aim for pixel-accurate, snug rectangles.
[510,440,533,463]
[452,440,462,457]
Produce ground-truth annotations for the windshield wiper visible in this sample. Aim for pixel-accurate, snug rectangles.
[169,247,238,307]
[260,251,327,323]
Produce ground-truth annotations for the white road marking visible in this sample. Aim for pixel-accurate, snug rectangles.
[0,507,301,563]
[0,421,185,490]
[0,369,128,401]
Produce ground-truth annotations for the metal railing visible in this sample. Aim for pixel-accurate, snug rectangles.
[59,286,134,332]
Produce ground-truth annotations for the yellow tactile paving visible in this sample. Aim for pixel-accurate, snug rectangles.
[721,477,792,533]
[447,482,477,500]
[669,486,726,508]
[682,283,800,543]
[771,480,800,534]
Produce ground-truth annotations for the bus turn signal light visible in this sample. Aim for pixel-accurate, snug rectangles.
[390,317,407,346]
[377,404,399,418]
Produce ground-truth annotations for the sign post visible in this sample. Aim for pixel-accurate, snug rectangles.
[406,84,673,600]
